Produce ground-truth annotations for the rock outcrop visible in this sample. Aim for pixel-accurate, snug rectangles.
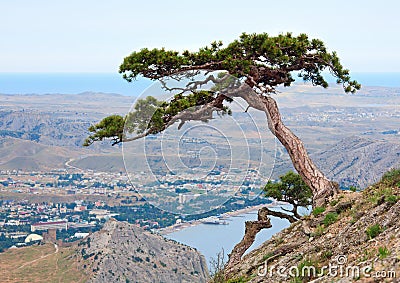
[80,219,208,283]
[225,173,400,282]
[315,136,400,189]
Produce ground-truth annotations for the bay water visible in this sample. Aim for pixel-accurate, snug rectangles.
[165,209,291,269]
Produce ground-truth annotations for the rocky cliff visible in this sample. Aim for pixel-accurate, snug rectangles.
[315,136,400,189]
[224,170,400,282]
[79,219,209,283]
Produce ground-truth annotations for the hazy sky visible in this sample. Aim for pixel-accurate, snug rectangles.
[1,0,399,72]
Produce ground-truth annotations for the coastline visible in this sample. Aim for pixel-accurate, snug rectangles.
[157,202,282,236]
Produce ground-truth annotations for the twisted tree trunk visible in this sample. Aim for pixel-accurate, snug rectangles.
[226,207,271,271]
[225,88,339,273]
[262,95,339,207]
[230,87,339,207]
[261,207,297,223]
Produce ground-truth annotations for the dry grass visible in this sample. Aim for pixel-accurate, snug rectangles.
[0,244,89,283]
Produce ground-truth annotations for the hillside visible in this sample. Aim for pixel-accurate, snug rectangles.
[256,136,400,189]
[0,88,399,190]
[0,138,81,171]
[315,136,400,188]
[0,92,131,148]
[0,220,208,283]
[69,135,400,190]
[83,219,208,283]
[224,170,400,282]
[1,134,398,191]
[0,243,88,283]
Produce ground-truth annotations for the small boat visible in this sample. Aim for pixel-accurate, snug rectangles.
[200,216,229,225]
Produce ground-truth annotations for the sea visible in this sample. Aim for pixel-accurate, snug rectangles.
[165,205,310,269]
[1,72,400,96]
[165,210,290,268]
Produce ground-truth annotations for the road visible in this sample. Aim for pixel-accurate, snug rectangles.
[16,243,59,270]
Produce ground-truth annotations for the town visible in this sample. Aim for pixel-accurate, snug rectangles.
[0,168,271,252]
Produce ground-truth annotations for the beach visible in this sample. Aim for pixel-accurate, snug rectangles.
[157,202,282,235]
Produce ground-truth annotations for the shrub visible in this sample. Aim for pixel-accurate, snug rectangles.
[368,187,394,205]
[381,168,400,185]
[321,249,333,260]
[295,258,319,281]
[227,277,247,283]
[209,250,226,283]
[330,199,339,207]
[262,253,274,261]
[313,225,325,237]
[385,195,398,205]
[378,247,390,259]
[323,213,338,226]
[349,186,357,192]
[366,224,383,239]
[312,207,326,217]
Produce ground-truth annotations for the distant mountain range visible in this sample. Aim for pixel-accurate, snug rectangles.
[0,88,399,189]
[315,136,400,188]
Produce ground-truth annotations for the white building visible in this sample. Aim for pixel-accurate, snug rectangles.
[25,234,43,243]
[31,220,67,232]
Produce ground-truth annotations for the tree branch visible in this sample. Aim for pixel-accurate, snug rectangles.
[159,72,231,94]
[122,131,151,143]
[260,207,298,223]
[120,92,230,143]
[226,208,272,270]
[292,204,302,220]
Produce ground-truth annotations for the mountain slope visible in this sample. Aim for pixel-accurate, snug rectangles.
[315,136,400,188]
[0,137,80,170]
[225,170,400,282]
[0,219,209,283]
[0,244,88,283]
[274,136,400,188]
[81,219,208,283]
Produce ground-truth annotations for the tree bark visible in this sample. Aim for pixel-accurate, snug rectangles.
[229,86,339,207]
[225,89,337,275]
[262,95,339,207]
[262,207,298,223]
[226,208,271,271]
